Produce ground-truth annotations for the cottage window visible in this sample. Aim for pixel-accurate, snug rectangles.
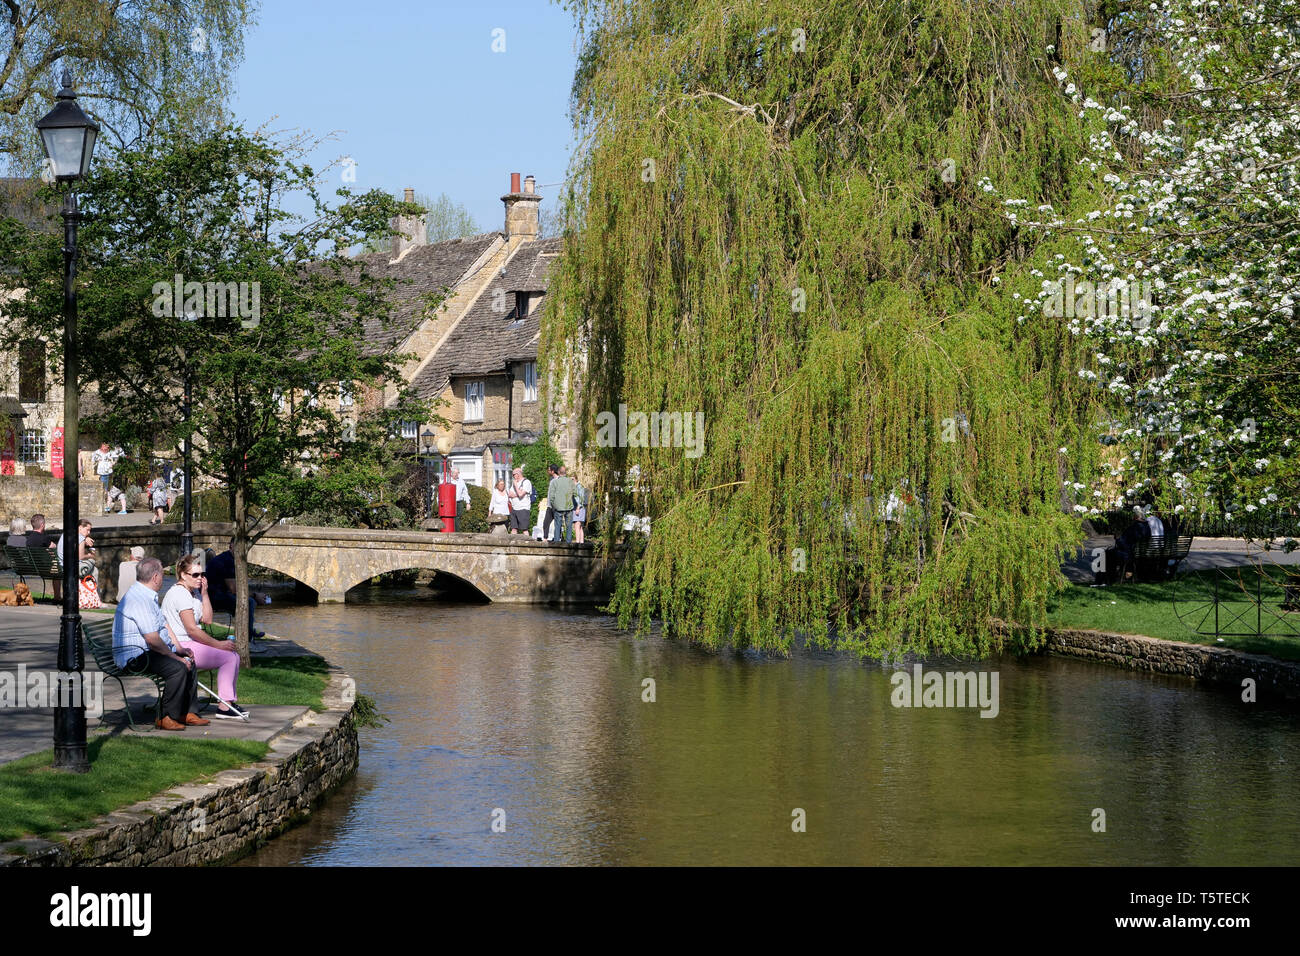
[18,340,46,403]
[400,420,418,439]
[18,428,45,464]
[465,381,485,422]
[339,381,354,408]
[523,362,538,403]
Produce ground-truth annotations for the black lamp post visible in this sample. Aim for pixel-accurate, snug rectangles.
[420,429,435,520]
[37,70,99,773]
[174,346,194,559]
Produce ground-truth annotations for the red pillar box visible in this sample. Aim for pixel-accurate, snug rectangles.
[1,427,14,475]
[50,426,64,479]
[438,480,458,532]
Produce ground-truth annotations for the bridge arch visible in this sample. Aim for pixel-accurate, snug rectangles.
[244,546,494,603]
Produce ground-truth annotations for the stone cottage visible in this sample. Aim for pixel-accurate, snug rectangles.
[352,173,576,489]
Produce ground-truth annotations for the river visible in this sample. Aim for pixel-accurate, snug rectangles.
[236,584,1300,866]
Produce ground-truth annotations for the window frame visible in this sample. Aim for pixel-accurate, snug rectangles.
[18,428,46,464]
[522,361,538,403]
[18,340,46,403]
[464,380,485,422]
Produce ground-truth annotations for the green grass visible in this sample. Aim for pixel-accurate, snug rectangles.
[1048,566,1300,662]
[0,736,268,842]
[237,655,329,711]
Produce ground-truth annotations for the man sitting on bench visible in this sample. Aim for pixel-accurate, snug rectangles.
[112,556,209,730]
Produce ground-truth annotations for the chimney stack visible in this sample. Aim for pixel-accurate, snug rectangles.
[502,170,541,240]
[391,185,426,259]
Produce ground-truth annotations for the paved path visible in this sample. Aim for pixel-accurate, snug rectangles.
[0,605,310,766]
[1064,536,1300,584]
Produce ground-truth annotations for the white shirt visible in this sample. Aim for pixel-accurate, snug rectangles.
[92,448,117,476]
[161,583,203,646]
[453,476,470,506]
[508,478,532,511]
[1146,514,1165,538]
[489,487,510,516]
[56,533,85,563]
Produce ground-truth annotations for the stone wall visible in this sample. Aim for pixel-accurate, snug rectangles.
[0,476,102,521]
[0,667,359,867]
[1045,627,1300,705]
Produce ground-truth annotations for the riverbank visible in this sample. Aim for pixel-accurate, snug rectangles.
[0,607,359,865]
[1040,626,1300,705]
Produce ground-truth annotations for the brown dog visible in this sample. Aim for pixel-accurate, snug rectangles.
[0,583,34,606]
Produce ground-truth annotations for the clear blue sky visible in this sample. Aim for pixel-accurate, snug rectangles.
[231,0,581,234]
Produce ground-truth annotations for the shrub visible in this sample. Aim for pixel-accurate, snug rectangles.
[452,483,493,533]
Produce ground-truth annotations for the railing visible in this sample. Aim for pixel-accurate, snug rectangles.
[1171,562,1300,639]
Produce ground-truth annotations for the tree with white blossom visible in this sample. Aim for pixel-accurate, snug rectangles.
[985,0,1300,532]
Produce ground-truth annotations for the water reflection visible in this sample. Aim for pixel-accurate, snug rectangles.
[237,586,1300,866]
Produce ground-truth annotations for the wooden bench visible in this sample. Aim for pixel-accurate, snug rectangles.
[3,544,62,598]
[82,617,165,731]
[1129,534,1194,582]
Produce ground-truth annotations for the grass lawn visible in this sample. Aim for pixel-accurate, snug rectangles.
[1048,566,1300,662]
[0,736,268,843]
[238,655,329,711]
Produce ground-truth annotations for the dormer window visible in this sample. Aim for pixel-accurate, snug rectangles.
[511,291,543,321]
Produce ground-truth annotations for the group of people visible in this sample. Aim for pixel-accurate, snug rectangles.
[441,463,587,543]
[85,441,180,523]
[7,513,97,598]
[1100,504,1176,583]
[112,549,248,729]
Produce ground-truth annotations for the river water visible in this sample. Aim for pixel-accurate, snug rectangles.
[237,585,1300,866]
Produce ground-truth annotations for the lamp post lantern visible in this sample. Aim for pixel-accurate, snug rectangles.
[420,429,435,520]
[37,70,99,773]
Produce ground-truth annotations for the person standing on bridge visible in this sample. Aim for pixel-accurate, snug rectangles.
[548,464,577,544]
[451,467,471,524]
[508,467,533,535]
[541,464,558,540]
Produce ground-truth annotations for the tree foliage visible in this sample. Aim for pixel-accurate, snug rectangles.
[547,0,1116,657]
[0,128,437,662]
[0,0,256,172]
[992,0,1300,531]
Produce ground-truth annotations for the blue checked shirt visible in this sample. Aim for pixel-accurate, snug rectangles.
[112,581,178,668]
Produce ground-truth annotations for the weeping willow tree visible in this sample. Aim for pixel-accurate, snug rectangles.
[546,0,1120,657]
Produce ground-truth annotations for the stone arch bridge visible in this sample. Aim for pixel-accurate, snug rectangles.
[89,522,621,604]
